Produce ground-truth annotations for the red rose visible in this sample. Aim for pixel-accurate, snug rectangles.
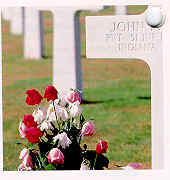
[96,140,108,154]
[25,127,43,143]
[26,89,43,105]
[23,114,37,128]
[44,86,58,102]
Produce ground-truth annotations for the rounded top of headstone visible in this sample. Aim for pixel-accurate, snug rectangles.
[145,7,164,28]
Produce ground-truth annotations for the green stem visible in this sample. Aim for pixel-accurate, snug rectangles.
[93,154,98,170]
[38,152,46,168]
[52,101,58,122]
[52,101,60,131]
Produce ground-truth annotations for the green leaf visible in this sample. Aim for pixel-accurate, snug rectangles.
[27,142,34,150]
[44,164,56,170]
[80,114,85,127]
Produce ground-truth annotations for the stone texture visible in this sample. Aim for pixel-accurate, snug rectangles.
[52,7,103,92]
[10,7,24,35]
[52,8,82,92]
[24,8,44,59]
[115,6,128,15]
[1,8,11,21]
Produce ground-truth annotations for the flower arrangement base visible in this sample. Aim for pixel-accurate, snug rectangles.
[18,86,109,171]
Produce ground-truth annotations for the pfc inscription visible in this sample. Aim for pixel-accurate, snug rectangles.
[104,21,162,52]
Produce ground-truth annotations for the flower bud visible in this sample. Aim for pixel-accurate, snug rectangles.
[96,140,108,154]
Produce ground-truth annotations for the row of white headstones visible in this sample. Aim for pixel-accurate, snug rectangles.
[1,6,128,92]
[1,5,166,170]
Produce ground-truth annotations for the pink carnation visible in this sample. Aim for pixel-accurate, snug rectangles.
[48,148,64,165]
[66,91,81,104]
[19,148,33,169]
[19,148,29,160]
[19,122,28,138]
[128,163,142,169]
[81,121,95,137]
[121,163,142,170]
[18,163,32,171]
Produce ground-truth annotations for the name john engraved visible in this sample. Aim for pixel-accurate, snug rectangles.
[86,15,162,58]
[104,21,162,52]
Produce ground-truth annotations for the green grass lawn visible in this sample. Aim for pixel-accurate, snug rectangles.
[2,6,151,170]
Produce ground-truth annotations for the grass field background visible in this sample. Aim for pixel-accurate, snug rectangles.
[2,6,151,170]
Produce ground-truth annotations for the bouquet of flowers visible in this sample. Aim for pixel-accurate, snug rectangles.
[18,85,109,171]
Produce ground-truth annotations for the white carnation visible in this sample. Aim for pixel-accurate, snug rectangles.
[69,101,82,118]
[47,104,69,122]
[47,104,54,117]
[40,120,54,131]
[47,104,57,122]
[56,106,69,121]
[53,132,71,149]
[32,107,46,124]
[58,90,68,107]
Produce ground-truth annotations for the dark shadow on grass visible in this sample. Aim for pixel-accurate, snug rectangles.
[82,98,124,104]
[42,55,53,59]
[82,99,104,104]
[137,96,151,100]
[82,96,150,105]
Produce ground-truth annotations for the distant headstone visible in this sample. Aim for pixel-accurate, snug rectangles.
[115,6,128,15]
[10,7,24,35]
[24,8,44,59]
[1,8,11,21]
[86,9,163,169]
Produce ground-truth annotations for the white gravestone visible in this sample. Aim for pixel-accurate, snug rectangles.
[24,6,104,92]
[24,6,103,64]
[10,7,24,35]
[86,9,163,169]
[24,8,44,59]
[115,6,128,15]
[52,7,103,92]
[1,8,11,21]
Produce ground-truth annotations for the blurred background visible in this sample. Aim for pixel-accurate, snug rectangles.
[2,6,151,170]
